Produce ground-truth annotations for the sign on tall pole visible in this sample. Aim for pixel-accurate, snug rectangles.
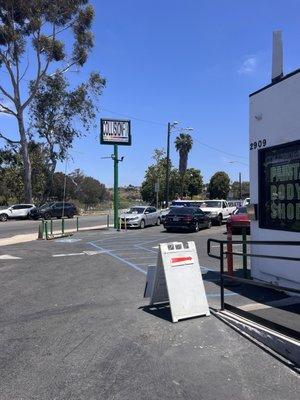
[100,119,131,229]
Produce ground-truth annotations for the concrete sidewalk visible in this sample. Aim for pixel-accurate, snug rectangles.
[0,224,112,246]
[0,232,299,400]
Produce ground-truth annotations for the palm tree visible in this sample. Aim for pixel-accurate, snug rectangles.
[175,133,193,196]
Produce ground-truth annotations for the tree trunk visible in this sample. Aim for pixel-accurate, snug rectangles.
[17,113,32,203]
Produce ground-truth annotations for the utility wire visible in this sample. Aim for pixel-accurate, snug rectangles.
[101,107,248,161]
[101,108,165,126]
[192,137,248,162]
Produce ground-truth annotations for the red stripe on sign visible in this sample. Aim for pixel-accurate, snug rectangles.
[171,256,192,263]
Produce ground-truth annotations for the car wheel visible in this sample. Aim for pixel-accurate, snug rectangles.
[207,220,212,229]
[67,213,74,219]
[156,217,161,226]
[194,222,200,232]
[44,212,51,220]
[166,228,172,232]
[140,219,145,229]
[0,213,8,222]
[217,214,223,226]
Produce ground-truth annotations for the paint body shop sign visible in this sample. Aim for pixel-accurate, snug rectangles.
[259,140,300,232]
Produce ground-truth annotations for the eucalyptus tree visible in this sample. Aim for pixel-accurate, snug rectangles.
[29,71,105,201]
[0,0,99,202]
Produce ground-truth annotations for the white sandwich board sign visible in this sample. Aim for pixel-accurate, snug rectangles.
[144,241,210,323]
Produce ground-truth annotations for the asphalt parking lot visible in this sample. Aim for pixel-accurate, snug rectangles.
[0,225,299,399]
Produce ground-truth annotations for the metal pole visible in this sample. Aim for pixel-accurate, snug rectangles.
[76,216,79,232]
[62,218,65,235]
[45,221,48,240]
[242,227,247,278]
[42,219,45,238]
[50,218,53,235]
[165,122,171,207]
[227,224,234,276]
[220,242,225,310]
[239,172,242,200]
[107,214,109,229]
[114,144,119,229]
[156,179,159,210]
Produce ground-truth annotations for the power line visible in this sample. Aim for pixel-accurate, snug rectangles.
[192,137,248,161]
[101,108,165,126]
[100,107,248,161]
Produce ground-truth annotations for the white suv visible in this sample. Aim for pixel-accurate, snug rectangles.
[0,204,36,222]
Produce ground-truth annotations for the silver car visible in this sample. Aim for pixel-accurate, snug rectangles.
[120,206,161,229]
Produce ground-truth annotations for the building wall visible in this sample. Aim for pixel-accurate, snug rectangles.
[249,71,300,290]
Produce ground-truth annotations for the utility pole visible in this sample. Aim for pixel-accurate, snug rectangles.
[239,172,242,199]
[155,179,159,209]
[165,122,171,207]
[165,121,179,207]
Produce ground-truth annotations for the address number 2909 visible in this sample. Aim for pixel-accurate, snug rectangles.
[250,139,267,150]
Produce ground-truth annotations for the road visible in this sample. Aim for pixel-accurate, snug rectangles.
[0,225,298,399]
[0,214,110,239]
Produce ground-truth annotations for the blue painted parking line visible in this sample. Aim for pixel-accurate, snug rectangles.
[88,240,238,299]
[89,241,147,275]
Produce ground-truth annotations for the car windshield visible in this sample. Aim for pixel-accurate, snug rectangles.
[200,201,222,208]
[40,203,54,209]
[128,207,145,214]
[234,207,247,214]
[169,207,196,215]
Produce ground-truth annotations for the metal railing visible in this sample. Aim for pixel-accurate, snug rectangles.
[207,239,300,311]
[38,214,110,240]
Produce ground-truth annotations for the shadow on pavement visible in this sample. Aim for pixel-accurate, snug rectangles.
[139,303,172,322]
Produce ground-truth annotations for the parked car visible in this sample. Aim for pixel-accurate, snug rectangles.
[0,204,36,222]
[120,206,161,228]
[160,206,184,223]
[242,198,250,206]
[198,200,236,225]
[171,200,203,207]
[29,202,77,220]
[163,206,211,232]
[226,206,250,234]
[227,200,243,208]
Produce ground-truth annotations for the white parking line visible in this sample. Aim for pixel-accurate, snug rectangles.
[0,255,22,260]
[53,250,105,258]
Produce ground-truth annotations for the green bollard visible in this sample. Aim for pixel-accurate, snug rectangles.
[45,221,48,240]
[76,216,79,232]
[62,218,65,235]
[38,222,43,239]
[242,227,247,278]
[50,218,53,235]
[42,219,46,238]
[107,214,109,229]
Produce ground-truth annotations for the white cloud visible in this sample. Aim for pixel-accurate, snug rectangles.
[238,56,258,75]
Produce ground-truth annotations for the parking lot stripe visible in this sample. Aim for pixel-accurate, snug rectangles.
[53,252,85,257]
[0,255,22,260]
[89,242,147,275]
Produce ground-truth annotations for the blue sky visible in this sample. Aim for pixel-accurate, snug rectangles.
[2,0,300,187]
